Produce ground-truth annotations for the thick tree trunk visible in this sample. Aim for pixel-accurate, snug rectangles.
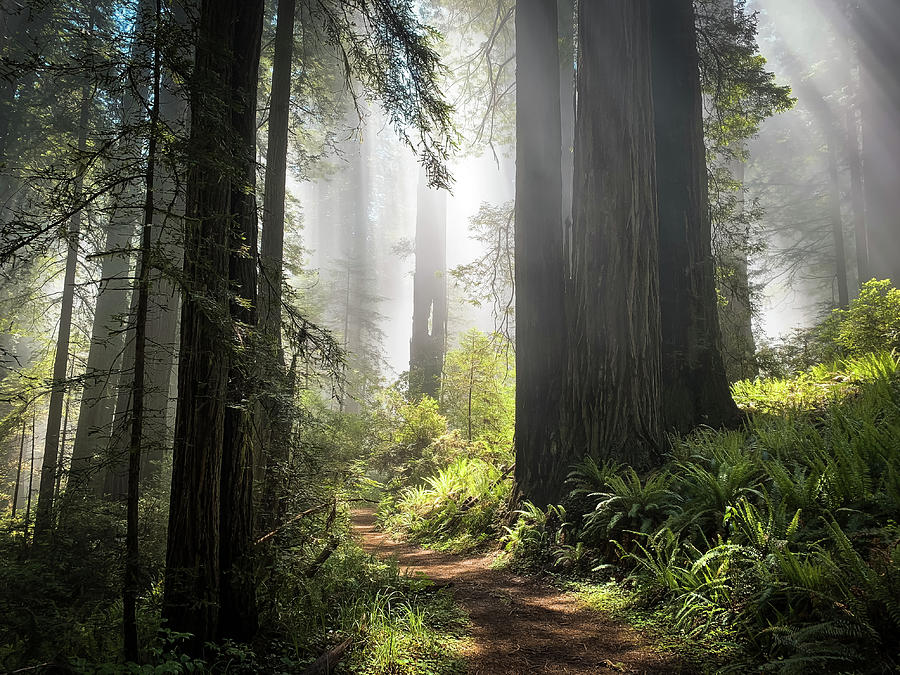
[857,1,900,284]
[163,0,253,646]
[409,165,447,401]
[563,0,662,469]
[513,0,567,507]
[649,0,738,433]
[219,0,264,642]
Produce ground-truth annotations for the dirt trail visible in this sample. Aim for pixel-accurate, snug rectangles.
[351,510,689,675]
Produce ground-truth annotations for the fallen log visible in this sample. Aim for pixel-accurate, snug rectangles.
[301,637,353,675]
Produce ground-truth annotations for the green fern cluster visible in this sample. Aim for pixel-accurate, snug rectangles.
[379,456,512,552]
[503,352,900,672]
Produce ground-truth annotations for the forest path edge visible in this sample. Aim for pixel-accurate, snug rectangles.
[351,509,691,675]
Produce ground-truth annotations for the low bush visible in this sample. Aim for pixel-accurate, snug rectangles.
[380,455,513,552]
[501,352,900,672]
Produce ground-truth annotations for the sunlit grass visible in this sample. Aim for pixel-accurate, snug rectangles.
[731,351,898,414]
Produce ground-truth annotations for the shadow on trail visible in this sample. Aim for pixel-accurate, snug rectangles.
[352,509,691,675]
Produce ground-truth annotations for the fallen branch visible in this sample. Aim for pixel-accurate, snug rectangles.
[305,535,340,579]
[255,501,332,545]
[301,637,353,675]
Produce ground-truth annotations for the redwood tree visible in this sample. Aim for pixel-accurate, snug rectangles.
[513,0,567,506]
[162,0,264,647]
[857,0,900,284]
[563,0,662,469]
[409,166,447,401]
[649,0,738,432]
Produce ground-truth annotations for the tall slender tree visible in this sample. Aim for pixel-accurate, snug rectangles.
[258,0,296,530]
[123,0,162,657]
[34,82,92,537]
[513,0,567,506]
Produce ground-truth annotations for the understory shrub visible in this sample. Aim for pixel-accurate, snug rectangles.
[502,351,900,672]
[380,455,512,551]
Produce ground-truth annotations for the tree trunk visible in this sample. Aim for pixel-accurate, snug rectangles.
[826,139,850,308]
[409,165,447,401]
[714,0,756,383]
[11,419,25,517]
[718,157,757,382]
[163,0,247,647]
[649,0,739,433]
[563,0,662,469]
[140,72,186,482]
[513,0,567,507]
[124,2,162,658]
[558,0,575,257]
[219,0,264,642]
[856,0,900,284]
[258,0,296,533]
[24,412,35,544]
[102,3,188,499]
[34,83,92,538]
[846,106,868,288]
[68,214,133,495]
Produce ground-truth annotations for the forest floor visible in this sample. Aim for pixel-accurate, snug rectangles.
[352,509,692,674]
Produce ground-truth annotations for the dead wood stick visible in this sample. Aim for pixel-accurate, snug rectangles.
[305,535,340,579]
[255,501,332,545]
[301,637,353,675]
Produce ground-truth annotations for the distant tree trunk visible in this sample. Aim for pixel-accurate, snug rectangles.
[780,51,850,309]
[258,0,295,532]
[11,419,25,517]
[164,0,264,647]
[55,360,74,499]
[140,76,185,481]
[563,0,662,469]
[24,412,35,543]
[219,0,264,642]
[856,0,900,284]
[846,106,868,287]
[102,4,187,499]
[826,139,850,308]
[513,0,567,507]
[103,288,139,498]
[340,132,373,411]
[409,165,447,401]
[34,84,92,538]
[68,214,132,494]
[649,0,738,433]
